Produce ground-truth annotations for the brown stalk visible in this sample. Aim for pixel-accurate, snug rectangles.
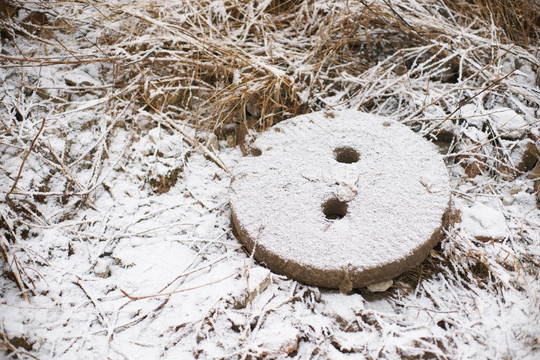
[0,338,40,360]
[120,272,237,301]
[0,54,121,65]
[428,69,516,135]
[0,237,30,303]
[139,91,232,175]
[7,117,46,198]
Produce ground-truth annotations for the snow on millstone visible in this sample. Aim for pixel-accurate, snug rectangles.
[229,110,451,290]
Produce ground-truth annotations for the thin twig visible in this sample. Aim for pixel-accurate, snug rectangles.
[382,0,429,42]
[0,234,30,303]
[7,117,46,197]
[139,92,232,175]
[428,69,516,135]
[120,272,238,301]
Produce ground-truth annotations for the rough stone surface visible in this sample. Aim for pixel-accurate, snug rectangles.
[367,280,393,293]
[230,110,451,289]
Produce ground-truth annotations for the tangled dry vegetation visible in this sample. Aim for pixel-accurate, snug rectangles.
[0,0,539,359]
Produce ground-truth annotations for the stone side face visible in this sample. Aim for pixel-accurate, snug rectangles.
[231,204,450,289]
[230,110,451,290]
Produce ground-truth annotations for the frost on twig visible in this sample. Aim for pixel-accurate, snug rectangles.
[0,0,538,359]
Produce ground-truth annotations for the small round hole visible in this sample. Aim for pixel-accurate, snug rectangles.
[334,147,359,164]
[251,147,262,157]
[322,199,348,220]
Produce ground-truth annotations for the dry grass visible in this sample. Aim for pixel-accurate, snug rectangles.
[2,0,537,139]
[443,0,540,47]
[1,0,538,296]
[0,0,539,358]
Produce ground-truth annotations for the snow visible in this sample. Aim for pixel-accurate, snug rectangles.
[1,1,539,359]
[459,202,510,241]
[488,107,529,140]
[250,313,299,356]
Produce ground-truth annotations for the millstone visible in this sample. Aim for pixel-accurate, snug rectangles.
[230,110,451,290]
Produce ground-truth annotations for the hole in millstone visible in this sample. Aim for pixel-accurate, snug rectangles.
[334,146,360,164]
[323,198,348,220]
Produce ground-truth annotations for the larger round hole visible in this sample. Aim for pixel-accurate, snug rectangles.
[334,146,359,164]
[322,199,348,220]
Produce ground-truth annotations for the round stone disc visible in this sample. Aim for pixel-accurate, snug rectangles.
[230,110,450,290]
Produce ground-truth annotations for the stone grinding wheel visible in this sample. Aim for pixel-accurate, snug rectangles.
[230,110,451,290]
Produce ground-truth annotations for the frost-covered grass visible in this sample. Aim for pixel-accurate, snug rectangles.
[0,0,539,359]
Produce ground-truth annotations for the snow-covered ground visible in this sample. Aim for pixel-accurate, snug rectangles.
[1,1,539,359]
